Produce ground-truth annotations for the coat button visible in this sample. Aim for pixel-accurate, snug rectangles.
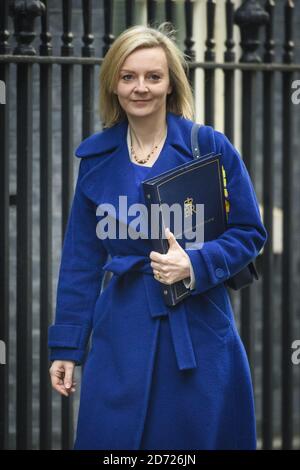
[215,268,225,278]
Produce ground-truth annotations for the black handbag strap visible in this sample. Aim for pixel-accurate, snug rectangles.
[191,122,216,160]
[191,122,202,159]
[190,122,259,288]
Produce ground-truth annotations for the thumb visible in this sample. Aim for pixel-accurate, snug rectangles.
[165,227,177,248]
[64,364,74,389]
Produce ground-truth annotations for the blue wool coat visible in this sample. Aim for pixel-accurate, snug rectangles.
[48,111,267,450]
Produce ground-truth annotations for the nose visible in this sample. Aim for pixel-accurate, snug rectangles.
[134,78,149,93]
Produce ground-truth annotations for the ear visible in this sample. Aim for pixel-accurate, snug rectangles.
[167,84,173,95]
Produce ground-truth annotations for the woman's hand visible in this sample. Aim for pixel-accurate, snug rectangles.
[150,227,191,284]
[49,360,76,397]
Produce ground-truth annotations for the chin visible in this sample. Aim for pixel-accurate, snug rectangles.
[127,108,155,118]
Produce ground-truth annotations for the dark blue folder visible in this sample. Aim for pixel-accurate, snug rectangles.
[142,153,226,306]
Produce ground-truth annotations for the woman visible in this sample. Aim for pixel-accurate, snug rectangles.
[48,23,267,450]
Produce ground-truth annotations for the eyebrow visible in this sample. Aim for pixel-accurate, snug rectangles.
[120,68,164,73]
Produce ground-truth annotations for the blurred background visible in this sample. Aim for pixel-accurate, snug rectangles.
[0,0,299,450]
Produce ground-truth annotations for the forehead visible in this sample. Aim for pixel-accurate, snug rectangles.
[120,47,168,70]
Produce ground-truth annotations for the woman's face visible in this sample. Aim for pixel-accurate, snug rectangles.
[114,46,172,119]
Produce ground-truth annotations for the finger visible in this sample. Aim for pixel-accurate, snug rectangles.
[151,261,162,270]
[52,381,69,396]
[69,381,77,392]
[166,229,177,247]
[149,251,165,263]
[50,365,64,378]
[58,384,69,396]
[65,383,77,395]
[51,373,63,387]
[165,227,171,239]
[51,376,69,397]
[59,380,76,396]
[55,370,64,379]
[64,365,74,390]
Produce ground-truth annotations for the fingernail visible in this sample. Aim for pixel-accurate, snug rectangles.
[65,383,71,388]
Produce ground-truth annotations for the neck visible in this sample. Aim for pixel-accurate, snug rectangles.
[127,110,168,149]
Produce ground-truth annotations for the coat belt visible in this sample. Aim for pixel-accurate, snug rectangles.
[102,254,197,371]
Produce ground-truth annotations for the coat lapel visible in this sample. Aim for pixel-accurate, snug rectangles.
[76,111,196,233]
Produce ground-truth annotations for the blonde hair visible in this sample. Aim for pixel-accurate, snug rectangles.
[99,22,195,128]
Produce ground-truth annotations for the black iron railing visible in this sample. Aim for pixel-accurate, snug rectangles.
[0,0,299,451]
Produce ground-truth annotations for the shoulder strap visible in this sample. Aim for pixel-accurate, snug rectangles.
[191,123,216,159]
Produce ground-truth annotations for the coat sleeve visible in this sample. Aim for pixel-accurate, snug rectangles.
[48,158,109,365]
[184,130,268,295]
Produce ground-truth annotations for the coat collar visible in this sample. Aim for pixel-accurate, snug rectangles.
[75,111,194,161]
[76,112,198,249]
[77,110,197,242]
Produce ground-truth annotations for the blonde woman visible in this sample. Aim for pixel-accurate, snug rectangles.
[48,23,267,450]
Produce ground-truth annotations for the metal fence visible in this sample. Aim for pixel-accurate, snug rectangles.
[0,0,299,450]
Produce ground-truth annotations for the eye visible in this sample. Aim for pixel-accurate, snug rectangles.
[121,74,133,81]
[149,74,161,81]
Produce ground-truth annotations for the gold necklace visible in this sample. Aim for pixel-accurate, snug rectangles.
[130,126,167,164]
